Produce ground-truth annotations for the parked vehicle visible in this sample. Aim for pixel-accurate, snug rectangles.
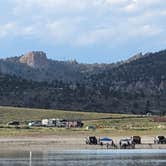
[28,120,42,127]
[7,121,20,126]
[119,138,134,149]
[41,118,83,128]
[86,125,96,130]
[76,120,84,128]
[66,120,84,128]
[42,119,56,127]
[99,137,113,145]
[131,136,141,144]
[85,136,98,145]
[154,136,166,144]
[56,119,67,127]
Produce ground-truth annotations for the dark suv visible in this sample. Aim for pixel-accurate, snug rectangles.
[85,136,98,145]
[7,121,20,126]
[131,136,141,144]
[154,136,166,144]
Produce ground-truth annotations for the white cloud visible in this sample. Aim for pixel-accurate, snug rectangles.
[44,19,78,43]
[11,0,166,15]
[141,25,162,36]
[0,0,165,47]
[0,22,36,38]
[123,0,165,13]
[76,27,115,45]
[13,0,92,14]
[104,0,129,6]
[0,23,16,38]
[76,23,163,46]
[126,24,163,39]
[13,0,144,15]
[124,2,137,12]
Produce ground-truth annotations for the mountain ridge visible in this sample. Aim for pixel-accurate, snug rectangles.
[0,49,166,114]
[0,50,159,82]
[0,51,115,82]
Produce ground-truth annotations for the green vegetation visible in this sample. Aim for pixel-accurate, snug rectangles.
[0,106,165,137]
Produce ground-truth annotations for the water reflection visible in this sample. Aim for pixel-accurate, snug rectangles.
[0,150,166,166]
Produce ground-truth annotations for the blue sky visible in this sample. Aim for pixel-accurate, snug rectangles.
[0,0,166,63]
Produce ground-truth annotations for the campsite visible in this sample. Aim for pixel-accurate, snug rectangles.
[0,106,165,137]
[0,106,165,151]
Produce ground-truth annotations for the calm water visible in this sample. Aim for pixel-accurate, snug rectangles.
[0,149,166,166]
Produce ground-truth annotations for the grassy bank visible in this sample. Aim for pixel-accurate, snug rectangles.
[0,106,165,137]
[0,106,134,124]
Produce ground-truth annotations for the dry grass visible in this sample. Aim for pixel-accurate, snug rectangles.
[0,106,136,124]
[0,106,165,137]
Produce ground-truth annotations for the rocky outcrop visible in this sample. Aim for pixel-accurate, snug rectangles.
[19,51,48,69]
[125,52,143,63]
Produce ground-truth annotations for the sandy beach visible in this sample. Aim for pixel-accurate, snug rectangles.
[0,135,166,152]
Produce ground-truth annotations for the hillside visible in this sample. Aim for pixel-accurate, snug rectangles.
[0,51,114,82]
[0,49,166,114]
[83,50,166,114]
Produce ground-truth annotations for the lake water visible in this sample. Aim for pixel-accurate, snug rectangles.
[0,149,166,166]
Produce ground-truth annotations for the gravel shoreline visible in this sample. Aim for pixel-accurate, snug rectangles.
[0,135,166,152]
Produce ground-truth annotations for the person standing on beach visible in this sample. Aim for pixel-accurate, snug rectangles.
[106,143,109,149]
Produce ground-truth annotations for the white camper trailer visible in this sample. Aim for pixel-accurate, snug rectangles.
[42,119,56,127]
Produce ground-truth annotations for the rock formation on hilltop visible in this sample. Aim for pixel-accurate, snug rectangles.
[125,52,143,63]
[19,51,48,69]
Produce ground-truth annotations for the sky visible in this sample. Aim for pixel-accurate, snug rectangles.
[0,0,166,63]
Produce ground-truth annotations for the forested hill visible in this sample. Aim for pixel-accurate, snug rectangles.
[85,50,166,93]
[0,49,166,115]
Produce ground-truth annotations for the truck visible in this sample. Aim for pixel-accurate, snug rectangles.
[154,136,166,144]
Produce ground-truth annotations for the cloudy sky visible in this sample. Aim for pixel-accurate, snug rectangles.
[0,0,166,63]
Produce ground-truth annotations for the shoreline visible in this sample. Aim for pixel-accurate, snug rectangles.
[0,135,166,152]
